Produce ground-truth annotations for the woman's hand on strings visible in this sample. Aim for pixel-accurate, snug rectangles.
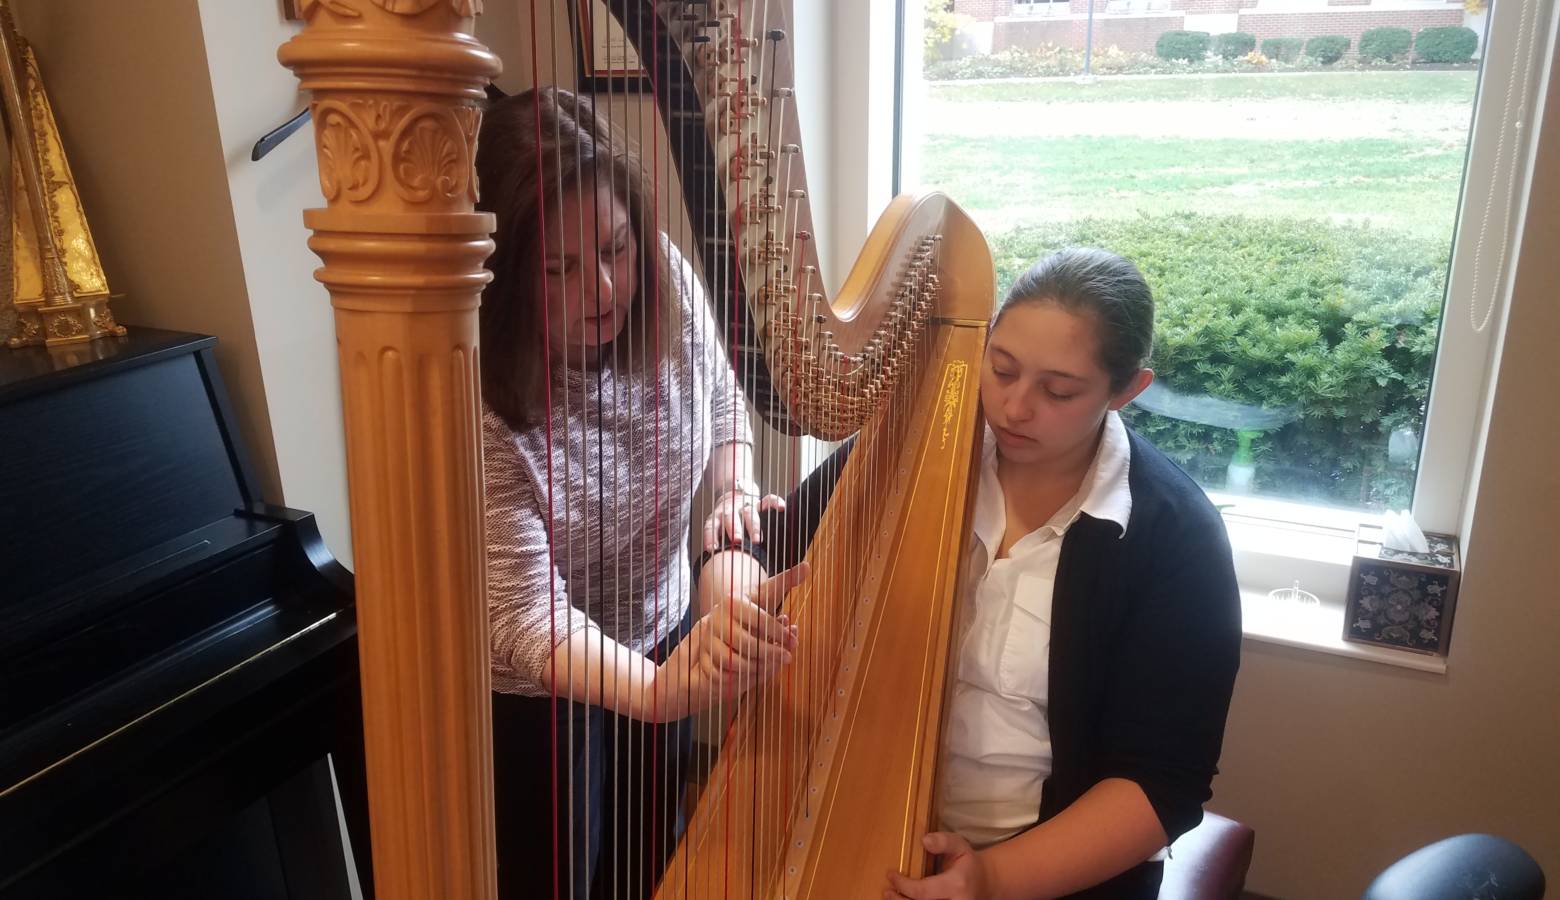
[703,486,785,551]
[884,833,994,900]
[658,563,808,719]
[704,562,807,679]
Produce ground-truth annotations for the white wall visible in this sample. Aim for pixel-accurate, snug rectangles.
[825,0,900,298]
[791,0,837,292]
[195,0,353,566]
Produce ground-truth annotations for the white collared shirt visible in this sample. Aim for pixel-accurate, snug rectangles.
[937,411,1133,848]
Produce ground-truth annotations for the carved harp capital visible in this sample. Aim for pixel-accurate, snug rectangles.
[279,0,499,218]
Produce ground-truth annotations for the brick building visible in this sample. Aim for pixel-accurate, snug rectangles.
[950,0,1473,59]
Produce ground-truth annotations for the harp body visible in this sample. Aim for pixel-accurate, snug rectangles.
[631,2,998,896]
[660,319,989,900]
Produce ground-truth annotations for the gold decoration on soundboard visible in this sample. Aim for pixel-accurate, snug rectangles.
[939,360,968,450]
[0,0,123,350]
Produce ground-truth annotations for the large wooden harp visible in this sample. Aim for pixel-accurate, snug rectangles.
[277,0,993,898]
[613,3,997,897]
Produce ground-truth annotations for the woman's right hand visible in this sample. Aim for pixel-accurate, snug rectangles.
[654,563,808,720]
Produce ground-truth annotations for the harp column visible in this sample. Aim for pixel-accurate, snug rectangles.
[278,2,500,899]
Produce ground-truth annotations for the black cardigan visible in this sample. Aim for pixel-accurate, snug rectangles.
[1039,429,1242,895]
[729,427,1242,896]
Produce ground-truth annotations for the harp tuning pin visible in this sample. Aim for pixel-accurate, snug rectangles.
[774,87,795,99]
[789,188,807,199]
[795,230,811,242]
[768,28,787,42]
[782,143,801,154]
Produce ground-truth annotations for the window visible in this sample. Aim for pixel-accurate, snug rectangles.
[899,1,1550,615]
[891,0,1556,639]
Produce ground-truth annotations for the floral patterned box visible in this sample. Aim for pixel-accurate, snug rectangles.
[1344,524,1461,656]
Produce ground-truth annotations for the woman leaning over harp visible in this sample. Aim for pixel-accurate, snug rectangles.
[475,87,809,900]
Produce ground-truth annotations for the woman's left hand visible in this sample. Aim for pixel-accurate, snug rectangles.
[703,487,785,550]
[884,833,993,900]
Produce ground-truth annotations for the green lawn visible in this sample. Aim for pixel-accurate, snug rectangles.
[920,134,1468,239]
[916,71,1477,241]
[928,70,1478,105]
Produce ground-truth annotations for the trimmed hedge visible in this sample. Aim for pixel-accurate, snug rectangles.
[1359,27,1413,63]
[1415,26,1479,64]
[1156,30,1212,62]
[1260,37,1304,63]
[1213,31,1257,61]
[1305,35,1351,65]
[990,214,1445,509]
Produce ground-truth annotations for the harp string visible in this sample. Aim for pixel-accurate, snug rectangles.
[645,4,661,898]
[550,4,576,897]
[612,25,627,881]
[526,3,562,899]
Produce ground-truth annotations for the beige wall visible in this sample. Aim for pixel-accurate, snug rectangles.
[1215,42,1560,898]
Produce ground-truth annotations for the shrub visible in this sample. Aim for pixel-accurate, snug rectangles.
[1305,35,1350,65]
[989,213,1446,509]
[1156,30,1212,63]
[1254,36,1304,62]
[1358,27,1413,63]
[923,6,967,62]
[1261,37,1304,63]
[924,44,1197,79]
[1213,31,1257,60]
[1415,26,1479,64]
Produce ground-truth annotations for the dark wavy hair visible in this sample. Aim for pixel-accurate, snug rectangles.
[476,87,677,431]
[998,247,1155,392]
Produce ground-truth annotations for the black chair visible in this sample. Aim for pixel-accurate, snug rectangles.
[1364,833,1545,900]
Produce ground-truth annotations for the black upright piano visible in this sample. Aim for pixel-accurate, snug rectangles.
[0,329,370,898]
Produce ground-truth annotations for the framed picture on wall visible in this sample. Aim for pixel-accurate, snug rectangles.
[571,0,652,93]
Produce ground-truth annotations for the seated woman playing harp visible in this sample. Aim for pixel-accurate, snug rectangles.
[869,248,1243,900]
[476,88,807,900]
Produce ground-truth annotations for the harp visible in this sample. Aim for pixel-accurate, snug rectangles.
[276,0,993,898]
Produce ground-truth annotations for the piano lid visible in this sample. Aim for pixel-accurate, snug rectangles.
[0,328,264,646]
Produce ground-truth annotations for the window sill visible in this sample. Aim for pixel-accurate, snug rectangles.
[1214,494,1449,675]
[1239,590,1448,675]
[1216,491,1368,605]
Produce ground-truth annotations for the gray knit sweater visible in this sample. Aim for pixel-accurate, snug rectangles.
[483,245,753,697]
